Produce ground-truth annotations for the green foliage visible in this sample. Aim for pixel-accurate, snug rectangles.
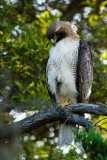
[51,129,107,160]
[75,129,107,160]
[0,0,59,109]
[76,0,107,49]
[52,147,81,160]
[90,50,107,104]
[0,0,107,160]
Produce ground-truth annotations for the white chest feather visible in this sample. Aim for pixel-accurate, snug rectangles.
[46,38,79,104]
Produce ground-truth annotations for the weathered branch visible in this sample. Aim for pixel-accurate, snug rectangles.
[65,103,107,116]
[0,103,107,140]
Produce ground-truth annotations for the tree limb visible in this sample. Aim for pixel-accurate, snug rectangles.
[65,103,107,116]
[0,103,107,140]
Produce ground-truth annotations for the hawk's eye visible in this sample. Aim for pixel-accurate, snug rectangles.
[56,31,60,36]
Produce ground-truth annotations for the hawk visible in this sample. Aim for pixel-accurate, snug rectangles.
[46,21,93,146]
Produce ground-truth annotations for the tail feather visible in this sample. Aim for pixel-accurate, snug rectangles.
[58,124,74,146]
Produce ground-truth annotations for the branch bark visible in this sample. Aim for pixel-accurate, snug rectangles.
[0,103,107,140]
[64,103,107,116]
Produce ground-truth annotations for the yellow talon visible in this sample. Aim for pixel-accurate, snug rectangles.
[57,100,71,107]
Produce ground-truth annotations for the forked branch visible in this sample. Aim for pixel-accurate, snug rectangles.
[0,103,107,139]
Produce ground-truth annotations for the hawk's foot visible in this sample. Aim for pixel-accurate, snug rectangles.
[57,100,71,107]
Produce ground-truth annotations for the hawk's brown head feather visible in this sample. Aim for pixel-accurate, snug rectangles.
[46,21,78,42]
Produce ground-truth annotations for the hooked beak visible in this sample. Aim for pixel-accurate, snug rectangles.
[51,35,57,46]
[52,41,56,46]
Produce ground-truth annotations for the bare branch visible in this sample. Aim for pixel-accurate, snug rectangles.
[98,126,107,132]
[65,103,107,116]
[94,118,107,126]
[16,106,93,134]
[0,103,107,140]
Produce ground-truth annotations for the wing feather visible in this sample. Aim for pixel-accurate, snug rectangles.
[76,39,93,103]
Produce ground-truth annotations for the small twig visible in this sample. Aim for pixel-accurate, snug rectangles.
[63,110,73,125]
[97,126,107,132]
[94,118,107,126]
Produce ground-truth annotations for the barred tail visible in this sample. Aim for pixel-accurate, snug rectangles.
[58,123,74,146]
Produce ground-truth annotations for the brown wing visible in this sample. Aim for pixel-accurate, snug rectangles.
[76,39,93,103]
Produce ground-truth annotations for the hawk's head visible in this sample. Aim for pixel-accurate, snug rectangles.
[46,21,78,46]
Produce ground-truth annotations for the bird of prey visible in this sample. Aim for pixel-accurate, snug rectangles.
[46,21,93,146]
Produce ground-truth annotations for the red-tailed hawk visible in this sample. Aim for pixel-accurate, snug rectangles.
[46,21,93,146]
